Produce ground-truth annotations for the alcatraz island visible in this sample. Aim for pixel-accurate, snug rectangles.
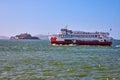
[10,33,39,40]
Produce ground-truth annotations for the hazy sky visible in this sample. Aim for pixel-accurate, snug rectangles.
[0,0,120,39]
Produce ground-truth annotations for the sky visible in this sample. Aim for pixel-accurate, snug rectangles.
[0,0,120,39]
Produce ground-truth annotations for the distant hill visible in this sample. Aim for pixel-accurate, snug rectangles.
[36,35,49,40]
[0,35,49,40]
[0,36,9,39]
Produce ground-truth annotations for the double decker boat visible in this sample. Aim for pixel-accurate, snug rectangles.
[49,28,112,46]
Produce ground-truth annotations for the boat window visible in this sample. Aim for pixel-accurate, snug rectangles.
[104,39,106,42]
[59,35,61,37]
[95,35,97,37]
[99,37,102,39]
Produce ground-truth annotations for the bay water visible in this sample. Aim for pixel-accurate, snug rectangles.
[0,40,120,80]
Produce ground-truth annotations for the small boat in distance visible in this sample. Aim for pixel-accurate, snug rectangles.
[49,27,112,46]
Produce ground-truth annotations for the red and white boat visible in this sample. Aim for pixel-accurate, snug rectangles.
[49,28,112,46]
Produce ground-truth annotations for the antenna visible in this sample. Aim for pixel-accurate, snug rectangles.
[108,28,112,36]
[63,25,68,35]
[65,25,68,29]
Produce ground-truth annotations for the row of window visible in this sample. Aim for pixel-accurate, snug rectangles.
[59,35,101,38]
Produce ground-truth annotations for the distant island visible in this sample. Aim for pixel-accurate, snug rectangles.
[10,33,39,40]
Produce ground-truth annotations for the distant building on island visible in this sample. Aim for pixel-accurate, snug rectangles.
[10,33,39,40]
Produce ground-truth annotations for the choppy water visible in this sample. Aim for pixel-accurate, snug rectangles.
[0,39,120,80]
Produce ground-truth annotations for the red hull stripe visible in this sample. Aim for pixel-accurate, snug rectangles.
[51,41,112,45]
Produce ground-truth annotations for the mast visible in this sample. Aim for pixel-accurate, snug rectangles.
[65,25,68,35]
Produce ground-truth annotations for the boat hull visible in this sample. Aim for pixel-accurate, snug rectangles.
[50,40,112,46]
[76,40,112,46]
